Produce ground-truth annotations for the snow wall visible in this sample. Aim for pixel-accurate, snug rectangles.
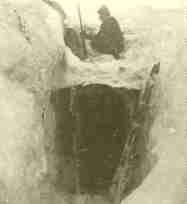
[0,0,67,203]
[122,8,187,204]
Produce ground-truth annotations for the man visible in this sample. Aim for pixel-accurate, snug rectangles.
[83,5,124,59]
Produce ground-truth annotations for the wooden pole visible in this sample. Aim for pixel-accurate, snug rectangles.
[77,4,88,59]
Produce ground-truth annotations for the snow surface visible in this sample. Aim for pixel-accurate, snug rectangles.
[63,47,151,89]
[122,8,187,204]
[0,1,66,203]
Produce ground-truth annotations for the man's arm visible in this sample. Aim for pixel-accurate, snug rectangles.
[80,28,95,40]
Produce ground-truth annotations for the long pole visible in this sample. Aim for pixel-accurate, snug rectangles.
[77,4,88,59]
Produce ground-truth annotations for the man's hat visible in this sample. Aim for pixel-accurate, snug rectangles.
[97,5,110,16]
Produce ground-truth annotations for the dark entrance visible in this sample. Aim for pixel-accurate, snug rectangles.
[50,84,140,194]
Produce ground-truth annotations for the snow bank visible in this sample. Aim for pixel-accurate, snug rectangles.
[0,1,66,203]
[62,46,154,90]
[122,9,187,204]
[0,0,65,91]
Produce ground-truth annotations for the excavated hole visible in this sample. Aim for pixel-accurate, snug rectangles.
[49,84,152,197]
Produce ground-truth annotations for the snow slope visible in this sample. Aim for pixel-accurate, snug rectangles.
[0,1,66,203]
[122,9,187,204]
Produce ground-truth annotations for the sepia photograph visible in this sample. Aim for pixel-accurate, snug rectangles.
[0,0,186,203]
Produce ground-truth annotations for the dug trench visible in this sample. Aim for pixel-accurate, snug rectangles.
[48,84,155,200]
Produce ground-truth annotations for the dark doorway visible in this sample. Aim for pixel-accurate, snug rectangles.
[50,84,140,194]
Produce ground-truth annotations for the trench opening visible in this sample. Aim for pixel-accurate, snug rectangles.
[50,84,152,198]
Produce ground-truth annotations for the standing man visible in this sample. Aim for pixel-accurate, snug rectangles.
[82,5,124,59]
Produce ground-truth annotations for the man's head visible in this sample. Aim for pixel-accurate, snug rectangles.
[97,5,110,22]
